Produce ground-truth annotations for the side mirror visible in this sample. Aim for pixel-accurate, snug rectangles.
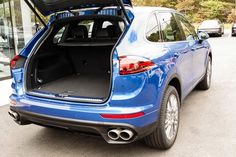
[198,32,209,43]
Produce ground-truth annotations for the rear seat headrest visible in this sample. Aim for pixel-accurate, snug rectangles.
[96,25,121,38]
[70,25,88,39]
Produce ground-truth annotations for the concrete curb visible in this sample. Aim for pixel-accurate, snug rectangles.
[0,79,11,106]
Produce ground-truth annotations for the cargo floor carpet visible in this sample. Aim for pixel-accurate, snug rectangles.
[34,74,110,99]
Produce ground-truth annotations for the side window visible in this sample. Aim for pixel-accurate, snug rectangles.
[118,21,125,32]
[146,14,161,42]
[175,14,198,41]
[158,12,183,42]
[102,21,113,28]
[53,26,66,44]
[79,20,94,38]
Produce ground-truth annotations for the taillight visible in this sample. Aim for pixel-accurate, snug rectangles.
[119,56,155,75]
[10,55,26,70]
[10,55,20,69]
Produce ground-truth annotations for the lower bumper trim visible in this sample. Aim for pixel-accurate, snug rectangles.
[10,107,156,144]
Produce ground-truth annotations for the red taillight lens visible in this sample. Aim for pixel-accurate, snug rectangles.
[10,55,26,70]
[119,56,155,75]
[101,112,145,119]
[10,55,20,69]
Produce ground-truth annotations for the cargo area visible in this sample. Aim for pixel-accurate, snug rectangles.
[26,15,125,102]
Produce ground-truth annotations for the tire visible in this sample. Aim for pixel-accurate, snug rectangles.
[144,86,180,150]
[197,57,212,90]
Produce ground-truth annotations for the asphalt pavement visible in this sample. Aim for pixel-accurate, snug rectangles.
[0,30,236,157]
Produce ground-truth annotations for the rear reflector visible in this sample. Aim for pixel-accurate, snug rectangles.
[119,56,155,75]
[101,112,145,119]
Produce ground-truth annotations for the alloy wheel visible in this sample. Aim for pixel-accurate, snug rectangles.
[164,94,179,141]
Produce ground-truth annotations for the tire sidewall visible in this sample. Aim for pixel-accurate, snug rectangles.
[206,57,212,88]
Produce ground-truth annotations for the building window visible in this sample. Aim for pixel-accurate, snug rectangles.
[0,0,42,79]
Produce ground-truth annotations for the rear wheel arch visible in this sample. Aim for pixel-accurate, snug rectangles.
[167,76,182,103]
[144,85,180,149]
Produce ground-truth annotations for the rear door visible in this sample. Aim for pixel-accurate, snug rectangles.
[157,12,194,96]
[174,13,207,82]
[29,0,132,16]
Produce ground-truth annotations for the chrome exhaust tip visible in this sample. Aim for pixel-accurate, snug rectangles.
[8,110,19,121]
[107,129,121,141]
[120,129,134,141]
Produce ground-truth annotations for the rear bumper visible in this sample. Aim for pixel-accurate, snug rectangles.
[9,107,156,144]
[9,94,158,144]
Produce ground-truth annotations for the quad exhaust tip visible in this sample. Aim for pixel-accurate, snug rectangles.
[107,129,122,141]
[120,130,134,141]
[107,129,134,141]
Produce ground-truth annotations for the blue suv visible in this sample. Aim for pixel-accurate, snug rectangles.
[9,0,212,150]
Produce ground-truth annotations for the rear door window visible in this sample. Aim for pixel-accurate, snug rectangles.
[146,13,161,42]
[157,12,183,42]
[174,13,198,41]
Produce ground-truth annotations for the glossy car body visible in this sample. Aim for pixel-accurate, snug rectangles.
[232,23,236,36]
[9,0,212,147]
[198,19,224,37]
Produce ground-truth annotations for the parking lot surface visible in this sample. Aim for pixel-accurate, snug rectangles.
[1,31,236,157]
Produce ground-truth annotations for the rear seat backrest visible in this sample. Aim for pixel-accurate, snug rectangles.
[68,25,88,40]
[106,25,120,38]
[95,28,109,38]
